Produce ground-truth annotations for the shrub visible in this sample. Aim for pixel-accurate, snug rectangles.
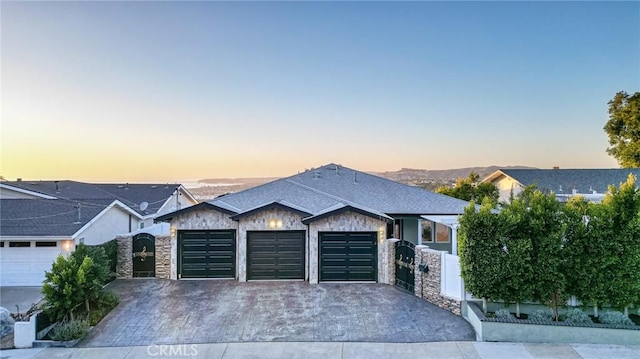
[97,240,117,280]
[50,319,90,342]
[494,308,513,320]
[599,311,635,326]
[562,308,592,325]
[42,255,90,322]
[529,309,554,322]
[97,291,119,309]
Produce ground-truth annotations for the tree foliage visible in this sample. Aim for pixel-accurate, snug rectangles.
[600,174,640,308]
[42,255,93,322]
[437,172,499,204]
[458,198,505,302]
[459,176,640,314]
[42,243,117,322]
[604,91,640,168]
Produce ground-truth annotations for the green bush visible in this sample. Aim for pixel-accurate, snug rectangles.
[529,309,554,322]
[599,311,635,326]
[97,240,117,280]
[42,255,94,322]
[50,319,90,341]
[562,308,592,325]
[97,291,119,309]
[494,308,513,320]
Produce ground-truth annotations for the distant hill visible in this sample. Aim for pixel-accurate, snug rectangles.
[371,165,537,184]
[186,165,537,200]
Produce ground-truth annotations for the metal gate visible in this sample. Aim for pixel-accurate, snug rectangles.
[133,233,155,277]
[394,240,415,292]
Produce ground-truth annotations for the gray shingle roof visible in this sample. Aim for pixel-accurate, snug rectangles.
[2,181,181,215]
[205,163,470,219]
[499,168,640,194]
[0,199,110,237]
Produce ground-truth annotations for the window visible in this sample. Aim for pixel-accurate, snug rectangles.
[9,242,31,248]
[36,241,57,247]
[435,224,450,243]
[422,221,434,242]
[0,242,4,247]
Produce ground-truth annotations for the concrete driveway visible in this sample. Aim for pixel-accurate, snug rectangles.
[80,279,475,347]
[0,287,43,313]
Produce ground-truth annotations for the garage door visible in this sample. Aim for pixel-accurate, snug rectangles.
[0,241,62,286]
[319,232,377,282]
[179,230,236,279]
[247,231,305,280]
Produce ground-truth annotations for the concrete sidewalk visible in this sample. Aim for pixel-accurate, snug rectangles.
[2,341,640,359]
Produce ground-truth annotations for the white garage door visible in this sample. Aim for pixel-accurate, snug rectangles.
[0,241,63,286]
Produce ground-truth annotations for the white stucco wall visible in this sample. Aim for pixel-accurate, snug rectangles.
[494,175,523,203]
[156,189,199,218]
[308,211,387,284]
[75,206,138,245]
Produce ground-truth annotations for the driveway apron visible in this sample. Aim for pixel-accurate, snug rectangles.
[79,279,475,347]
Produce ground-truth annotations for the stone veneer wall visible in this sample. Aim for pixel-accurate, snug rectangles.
[308,211,388,284]
[386,238,400,286]
[155,235,171,279]
[170,208,239,280]
[116,235,133,278]
[237,208,307,282]
[414,245,461,315]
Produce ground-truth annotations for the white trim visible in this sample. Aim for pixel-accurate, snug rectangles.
[155,187,199,217]
[178,185,198,204]
[0,236,68,241]
[71,200,142,239]
[0,183,58,199]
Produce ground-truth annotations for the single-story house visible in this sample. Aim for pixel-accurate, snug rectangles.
[483,168,640,203]
[0,180,197,286]
[155,164,470,284]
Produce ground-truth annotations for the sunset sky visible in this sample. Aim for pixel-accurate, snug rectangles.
[1,1,638,182]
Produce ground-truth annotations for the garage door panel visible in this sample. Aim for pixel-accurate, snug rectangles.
[0,246,62,286]
[319,232,377,282]
[247,231,305,280]
[179,230,236,279]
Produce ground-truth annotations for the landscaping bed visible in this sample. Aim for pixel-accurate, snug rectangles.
[463,301,640,345]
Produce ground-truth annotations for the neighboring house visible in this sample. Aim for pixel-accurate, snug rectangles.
[0,181,197,286]
[483,168,640,203]
[155,163,470,284]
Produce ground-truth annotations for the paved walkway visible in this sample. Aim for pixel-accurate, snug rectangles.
[80,279,474,347]
[2,341,640,359]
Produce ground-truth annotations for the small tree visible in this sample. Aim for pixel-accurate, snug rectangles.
[458,199,506,308]
[437,172,499,205]
[600,174,640,310]
[498,197,534,316]
[42,255,87,322]
[526,191,567,320]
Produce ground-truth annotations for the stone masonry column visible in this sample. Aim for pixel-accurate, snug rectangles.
[116,235,132,278]
[414,245,429,299]
[386,239,399,286]
[155,235,171,279]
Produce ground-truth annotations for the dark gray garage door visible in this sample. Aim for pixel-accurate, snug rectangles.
[247,231,305,280]
[319,232,377,282]
[179,230,236,279]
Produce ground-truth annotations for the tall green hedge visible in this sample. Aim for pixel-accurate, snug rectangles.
[459,175,640,312]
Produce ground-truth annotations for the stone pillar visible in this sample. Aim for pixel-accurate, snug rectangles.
[414,245,429,298]
[418,247,461,315]
[155,235,171,279]
[116,235,132,278]
[422,248,441,303]
[385,239,400,285]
